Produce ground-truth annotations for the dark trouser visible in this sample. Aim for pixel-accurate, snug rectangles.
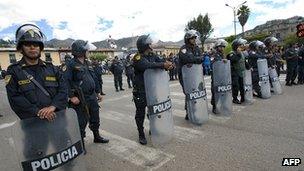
[73,97,100,138]
[99,83,104,93]
[169,69,174,80]
[173,68,178,80]
[204,65,211,75]
[232,74,244,100]
[133,92,147,135]
[211,71,215,107]
[252,70,261,96]
[297,64,304,83]
[286,63,298,83]
[276,61,282,77]
[178,72,187,111]
[114,74,123,90]
[126,73,135,87]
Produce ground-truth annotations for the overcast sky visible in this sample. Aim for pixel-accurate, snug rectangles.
[0,0,303,42]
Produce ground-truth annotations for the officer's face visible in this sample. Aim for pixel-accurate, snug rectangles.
[21,42,41,60]
[217,46,225,53]
[189,37,196,45]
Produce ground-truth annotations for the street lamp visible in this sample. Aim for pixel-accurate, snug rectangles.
[225,1,247,37]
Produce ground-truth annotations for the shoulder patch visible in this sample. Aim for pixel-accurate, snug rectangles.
[4,75,11,85]
[61,65,67,72]
[134,54,141,61]
[181,49,186,54]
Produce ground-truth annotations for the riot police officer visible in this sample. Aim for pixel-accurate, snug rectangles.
[284,43,299,86]
[227,38,248,104]
[110,56,125,92]
[298,44,304,84]
[133,35,173,145]
[248,40,266,97]
[178,30,203,120]
[264,37,278,68]
[211,39,228,114]
[92,59,106,95]
[125,54,135,88]
[65,40,109,147]
[5,24,79,163]
[5,23,67,120]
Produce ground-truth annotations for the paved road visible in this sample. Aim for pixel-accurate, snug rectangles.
[0,73,303,171]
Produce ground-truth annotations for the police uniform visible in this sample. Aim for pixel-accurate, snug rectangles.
[5,57,69,159]
[248,50,265,97]
[110,59,124,91]
[65,58,101,138]
[227,51,246,102]
[298,47,304,84]
[125,59,135,88]
[284,47,299,85]
[178,44,202,89]
[5,58,67,119]
[132,53,165,142]
[92,62,105,94]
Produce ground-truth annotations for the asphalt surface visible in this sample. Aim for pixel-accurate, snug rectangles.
[0,73,303,171]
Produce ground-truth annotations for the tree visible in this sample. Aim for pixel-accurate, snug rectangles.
[90,53,108,62]
[237,5,250,35]
[186,13,214,50]
[283,34,304,47]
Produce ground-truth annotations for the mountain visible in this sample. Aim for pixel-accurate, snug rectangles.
[44,38,75,48]
[242,16,304,40]
[44,36,184,49]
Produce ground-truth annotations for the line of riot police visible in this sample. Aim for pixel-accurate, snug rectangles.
[4,23,302,170]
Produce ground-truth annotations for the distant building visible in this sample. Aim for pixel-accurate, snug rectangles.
[0,47,116,70]
[0,48,61,70]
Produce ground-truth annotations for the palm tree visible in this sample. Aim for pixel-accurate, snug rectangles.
[237,5,250,35]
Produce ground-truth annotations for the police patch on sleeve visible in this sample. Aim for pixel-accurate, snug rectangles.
[61,65,67,72]
[4,75,11,85]
[181,49,186,54]
[134,54,141,61]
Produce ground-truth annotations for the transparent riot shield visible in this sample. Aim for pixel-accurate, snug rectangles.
[213,61,232,116]
[182,64,208,125]
[144,69,174,145]
[243,69,253,104]
[269,68,282,95]
[257,59,271,99]
[12,108,86,171]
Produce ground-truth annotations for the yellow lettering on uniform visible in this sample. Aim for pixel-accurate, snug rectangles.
[45,76,56,81]
[18,79,31,85]
[4,75,12,85]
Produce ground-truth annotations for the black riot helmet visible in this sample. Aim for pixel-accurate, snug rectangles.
[264,36,278,47]
[231,38,247,51]
[15,23,45,50]
[249,41,258,50]
[136,34,154,54]
[71,39,96,57]
[184,29,199,44]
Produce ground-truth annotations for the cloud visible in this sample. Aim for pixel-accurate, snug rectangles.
[0,0,303,42]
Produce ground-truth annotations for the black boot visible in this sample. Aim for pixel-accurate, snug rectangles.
[233,98,241,104]
[120,87,125,91]
[212,106,218,114]
[185,114,189,120]
[93,131,109,143]
[139,131,147,145]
